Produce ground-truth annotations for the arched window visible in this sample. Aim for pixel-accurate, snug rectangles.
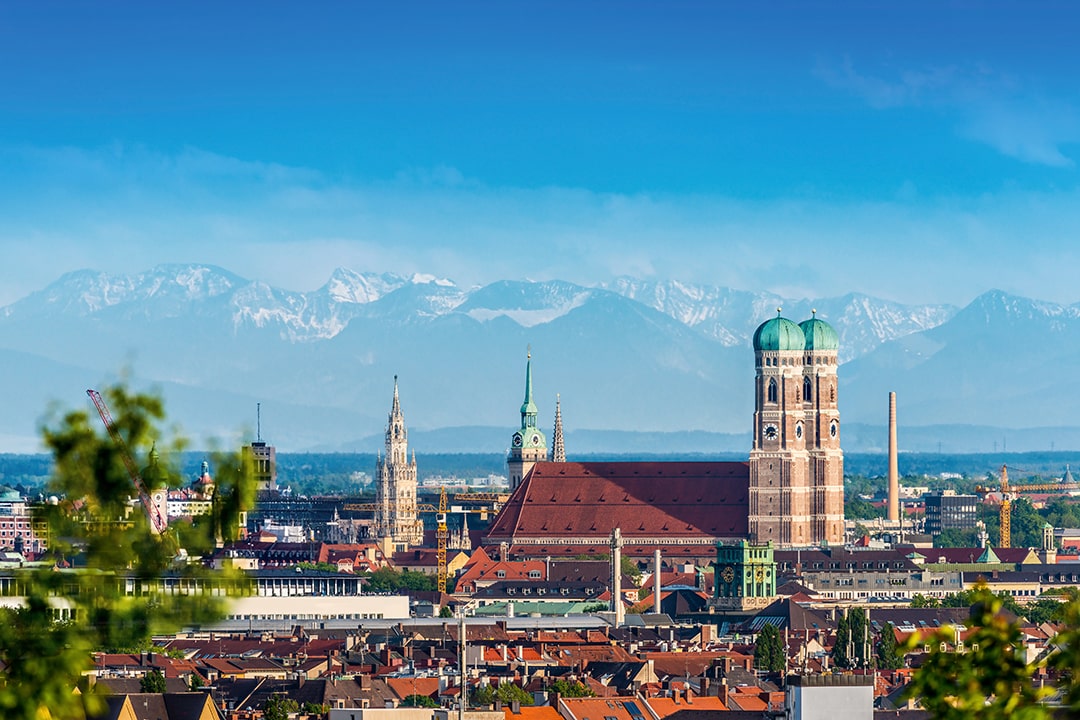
[803,376,812,403]
[767,378,777,403]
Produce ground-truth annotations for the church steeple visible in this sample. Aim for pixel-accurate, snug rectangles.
[520,348,539,429]
[551,394,566,462]
[508,348,547,491]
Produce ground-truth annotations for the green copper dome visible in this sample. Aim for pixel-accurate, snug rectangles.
[753,315,805,352]
[799,316,839,351]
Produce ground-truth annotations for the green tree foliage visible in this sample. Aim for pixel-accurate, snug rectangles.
[902,589,1051,719]
[471,685,495,707]
[402,694,439,708]
[439,604,454,618]
[910,594,941,608]
[832,612,851,668]
[934,528,979,549]
[621,556,642,584]
[548,679,595,698]
[939,589,1022,617]
[494,683,534,706]
[263,694,300,720]
[832,608,869,669]
[1022,598,1063,626]
[753,623,786,673]
[1009,498,1046,550]
[1049,597,1080,712]
[139,668,167,694]
[470,683,533,708]
[845,496,883,520]
[363,567,438,593]
[1042,498,1080,530]
[876,622,903,670]
[0,382,255,720]
[295,561,339,573]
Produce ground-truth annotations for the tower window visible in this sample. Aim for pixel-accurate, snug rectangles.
[803,376,812,403]
[767,378,777,404]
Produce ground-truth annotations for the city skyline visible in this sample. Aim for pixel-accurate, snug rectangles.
[1,3,1078,307]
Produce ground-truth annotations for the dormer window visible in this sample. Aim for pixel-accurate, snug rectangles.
[496,570,506,578]
[528,570,541,579]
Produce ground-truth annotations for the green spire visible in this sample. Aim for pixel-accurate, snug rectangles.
[520,348,538,429]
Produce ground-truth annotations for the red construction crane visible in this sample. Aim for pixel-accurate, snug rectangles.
[86,389,169,535]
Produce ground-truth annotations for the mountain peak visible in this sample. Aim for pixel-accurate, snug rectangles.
[321,268,407,304]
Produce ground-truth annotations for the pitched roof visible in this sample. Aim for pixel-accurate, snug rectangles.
[485,461,749,544]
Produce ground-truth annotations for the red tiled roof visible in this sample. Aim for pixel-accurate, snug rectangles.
[386,677,441,700]
[646,695,730,716]
[484,461,749,543]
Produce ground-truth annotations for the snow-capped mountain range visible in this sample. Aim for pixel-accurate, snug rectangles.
[0,264,1074,454]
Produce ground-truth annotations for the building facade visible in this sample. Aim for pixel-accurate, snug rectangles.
[374,377,424,551]
[243,442,277,493]
[713,540,777,611]
[507,351,547,491]
[924,491,979,537]
[749,311,844,547]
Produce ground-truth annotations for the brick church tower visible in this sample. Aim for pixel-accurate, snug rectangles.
[749,310,844,547]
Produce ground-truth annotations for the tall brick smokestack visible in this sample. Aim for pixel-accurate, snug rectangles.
[888,392,899,523]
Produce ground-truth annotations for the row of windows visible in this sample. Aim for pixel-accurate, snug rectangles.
[761,356,837,367]
[765,377,835,404]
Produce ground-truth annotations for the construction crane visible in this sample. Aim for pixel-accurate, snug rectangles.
[976,464,1080,548]
[341,502,438,513]
[86,389,169,535]
[436,487,449,593]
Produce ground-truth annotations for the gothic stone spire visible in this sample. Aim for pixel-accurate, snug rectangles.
[551,393,566,462]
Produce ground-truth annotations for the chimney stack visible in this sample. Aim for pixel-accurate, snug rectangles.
[888,392,899,523]
[653,548,662,614]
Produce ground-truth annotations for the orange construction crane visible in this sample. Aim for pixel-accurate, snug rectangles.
[436,487,449,593]
[976,464,1080,548]
[86,389,169,535]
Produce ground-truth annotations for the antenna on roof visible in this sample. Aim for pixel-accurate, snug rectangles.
[257,402,262,443]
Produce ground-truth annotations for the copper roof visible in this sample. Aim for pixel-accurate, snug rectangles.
[484,461,749,542]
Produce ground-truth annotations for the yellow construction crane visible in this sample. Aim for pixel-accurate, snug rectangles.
[436,487,449,593]
[341,502,438,513]
[976,465,1080,548]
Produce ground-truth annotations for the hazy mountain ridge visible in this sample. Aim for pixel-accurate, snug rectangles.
[0,267,1074,453]
[602,277,957,361]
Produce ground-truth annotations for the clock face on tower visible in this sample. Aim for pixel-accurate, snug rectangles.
[795,422,804,440]
[531,434,541,445]
[512,433,523,447]
[764,424,778,441]
[722,566,735,583]
[830,421,838,438]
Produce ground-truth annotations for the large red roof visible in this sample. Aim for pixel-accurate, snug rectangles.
[484,461,749,544]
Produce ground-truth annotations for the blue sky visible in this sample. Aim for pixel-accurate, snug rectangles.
[0,2,1077,306]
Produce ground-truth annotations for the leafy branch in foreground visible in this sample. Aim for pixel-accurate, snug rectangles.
[0,382,255,720]
[901,588,1051,720]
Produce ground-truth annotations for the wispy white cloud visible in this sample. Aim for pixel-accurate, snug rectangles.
[816,57,1080,167]
[1,144,1080,308]
[815,56,959,109]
